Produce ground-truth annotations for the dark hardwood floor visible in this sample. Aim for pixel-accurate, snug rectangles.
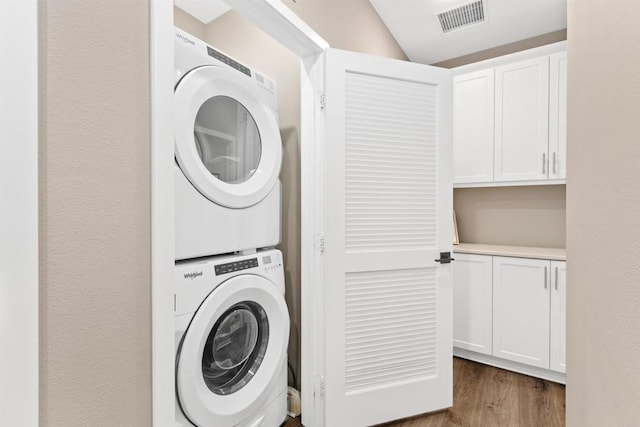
[284,357,565,427]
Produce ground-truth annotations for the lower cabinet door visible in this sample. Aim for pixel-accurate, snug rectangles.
[453,253,493,355]
[492,256,550,368]
[550,261,567,373]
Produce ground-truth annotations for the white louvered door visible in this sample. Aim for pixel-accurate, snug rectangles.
[321,48,453,427]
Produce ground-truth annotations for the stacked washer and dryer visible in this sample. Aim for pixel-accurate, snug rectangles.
[173,28,289,427]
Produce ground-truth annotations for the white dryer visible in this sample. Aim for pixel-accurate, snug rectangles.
[174,28,282,260]
[175,249,289,427]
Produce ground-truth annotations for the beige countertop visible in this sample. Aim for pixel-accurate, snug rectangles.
[453,243,566,261]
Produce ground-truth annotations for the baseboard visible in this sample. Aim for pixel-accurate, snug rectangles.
[454,348,566,384]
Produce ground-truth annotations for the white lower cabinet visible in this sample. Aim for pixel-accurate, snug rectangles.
[453,254,492,355]
[492,256,550,369]
[550,261,566,373]
[453,253,566,377]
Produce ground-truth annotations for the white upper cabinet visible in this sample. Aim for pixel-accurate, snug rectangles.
[550,261,567,373]
[453,70,494,184]
[494,57,550,182]
[549,52,568,180]
[452,43,567,187]
[492,256,550,369]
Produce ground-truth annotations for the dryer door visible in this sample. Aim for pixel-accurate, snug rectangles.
[176,274,289,427]
[175,65,282,208]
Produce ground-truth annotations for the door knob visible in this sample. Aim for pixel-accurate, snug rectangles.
[434,252,454,264]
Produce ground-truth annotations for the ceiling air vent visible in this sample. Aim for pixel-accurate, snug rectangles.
[437,0,486,34]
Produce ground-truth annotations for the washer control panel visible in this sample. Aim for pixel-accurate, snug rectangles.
[261,253,282,273]
[214,258,258,276]
[175,249,285,315]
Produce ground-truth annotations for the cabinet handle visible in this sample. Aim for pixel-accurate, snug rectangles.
[542,153,547,175]
[552,152,557,175]
[555,266,559,290]
[544,266,548,289]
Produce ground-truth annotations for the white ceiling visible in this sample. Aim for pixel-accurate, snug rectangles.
[369,0,567,64]
[175,0,231,24]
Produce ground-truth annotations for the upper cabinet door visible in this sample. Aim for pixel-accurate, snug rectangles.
[321,48,453,427]
[453,69,494,184]
[549,52,567,180]
[494,57,550,182]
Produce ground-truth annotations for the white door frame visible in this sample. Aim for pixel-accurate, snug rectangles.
[150,1,176,426]
[299,51,326,427]
[149,1,327,425]
[0,1,39,426]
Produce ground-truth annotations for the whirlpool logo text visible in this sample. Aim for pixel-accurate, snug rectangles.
[184,271,203,280]
[176,33,195,45]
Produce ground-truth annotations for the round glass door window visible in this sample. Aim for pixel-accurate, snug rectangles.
[201,301,269,395]
[194,96,262,185]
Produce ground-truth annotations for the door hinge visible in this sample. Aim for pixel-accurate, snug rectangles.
[319,92,325,110]
[317,233,325,253]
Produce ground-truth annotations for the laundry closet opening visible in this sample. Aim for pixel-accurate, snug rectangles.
[156,3,568,425]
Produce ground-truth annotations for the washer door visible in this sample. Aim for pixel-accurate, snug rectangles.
[177,274,289,427]
[175,65,282,209]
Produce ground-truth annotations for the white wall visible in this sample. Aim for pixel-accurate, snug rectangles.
[566,1,640,425]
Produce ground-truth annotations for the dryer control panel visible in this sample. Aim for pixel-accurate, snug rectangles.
[206,46,251,77]
[174,27,278,111]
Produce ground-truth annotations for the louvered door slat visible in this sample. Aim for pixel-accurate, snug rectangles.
[345,267,438,394]
[345,72,437,253]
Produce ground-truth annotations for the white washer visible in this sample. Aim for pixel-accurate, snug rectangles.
[174,28,282,260]
[175,249,289,427]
